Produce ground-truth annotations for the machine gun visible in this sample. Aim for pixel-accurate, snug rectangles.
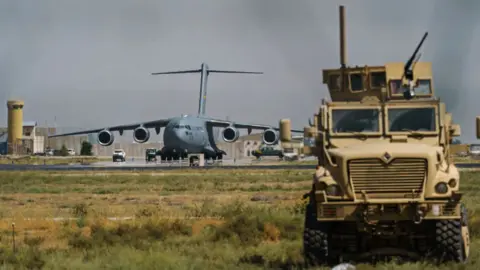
[402,32,429,100]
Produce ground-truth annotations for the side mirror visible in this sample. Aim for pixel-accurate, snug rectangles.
[476,116,480,139]
[450,124,461,137]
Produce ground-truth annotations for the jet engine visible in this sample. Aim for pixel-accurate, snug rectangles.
[222,126,239,143]
[97,129,114,146]
[133,126,150,143]
[262,128,279,145]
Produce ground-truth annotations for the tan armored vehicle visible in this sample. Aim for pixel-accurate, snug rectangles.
[280,5,470,265]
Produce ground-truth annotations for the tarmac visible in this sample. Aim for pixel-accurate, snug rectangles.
[1,157,480,171]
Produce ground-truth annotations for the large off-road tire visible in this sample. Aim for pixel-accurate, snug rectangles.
[303,201,334,266]
[434,204,469,263]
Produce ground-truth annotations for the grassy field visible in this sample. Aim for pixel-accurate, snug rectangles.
[1,155,480,166]
[0,156,104,165]
[0,169,479,269]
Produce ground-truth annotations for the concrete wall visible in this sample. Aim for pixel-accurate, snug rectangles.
[91,140,250,159]
[6,126,263,159]
[92,142,164,157]
[33,136,45,153]
[243,140,262,157]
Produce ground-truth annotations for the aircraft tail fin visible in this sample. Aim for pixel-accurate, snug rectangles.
[151,63,263,116]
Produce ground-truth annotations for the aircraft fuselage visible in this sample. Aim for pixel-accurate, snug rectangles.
[159,115,223,160]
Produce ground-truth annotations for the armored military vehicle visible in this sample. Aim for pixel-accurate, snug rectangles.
[279,5,470,265]
[145,148,157,162]
[251,145,284,159]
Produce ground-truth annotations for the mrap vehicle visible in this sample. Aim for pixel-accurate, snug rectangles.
[251,145,284,159]
[145,148,157,162]
[280,5,469,266]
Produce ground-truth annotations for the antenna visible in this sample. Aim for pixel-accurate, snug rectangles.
[339,5,347,92]
[339,5,347,69]
[402,32,429,100]
[151,63,263,116]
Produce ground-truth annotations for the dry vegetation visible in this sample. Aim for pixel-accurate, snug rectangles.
[0,169,479,269]
[0,156,103,165]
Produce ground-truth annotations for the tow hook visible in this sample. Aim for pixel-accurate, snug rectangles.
[414,208,425,224]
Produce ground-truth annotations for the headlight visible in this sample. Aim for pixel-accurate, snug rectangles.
[435,182,448,194]
[448,178,457,188]
[326,184,341,196]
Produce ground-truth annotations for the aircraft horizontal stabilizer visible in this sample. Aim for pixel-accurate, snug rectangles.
[208,70,263,74]
[151,69,263,75]
[151,69,201,75]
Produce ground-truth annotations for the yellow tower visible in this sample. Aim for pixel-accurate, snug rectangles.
[7,100,24,155]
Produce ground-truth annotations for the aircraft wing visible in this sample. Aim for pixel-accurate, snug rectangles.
[206,119,304,133]
[48,119,171,138]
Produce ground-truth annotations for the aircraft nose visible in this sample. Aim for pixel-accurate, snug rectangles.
[174,128,186,140]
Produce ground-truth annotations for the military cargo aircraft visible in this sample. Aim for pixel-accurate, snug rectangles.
[49,63,303,161]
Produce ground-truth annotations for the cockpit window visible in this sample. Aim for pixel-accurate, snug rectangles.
[331,108,380,133]
[388,107,436,132]
[174,125,189,129]
[350,73,364,92]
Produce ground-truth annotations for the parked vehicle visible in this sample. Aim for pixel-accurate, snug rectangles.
[145,148,157,162]
[251,145,284,159]
[112,149,126,162]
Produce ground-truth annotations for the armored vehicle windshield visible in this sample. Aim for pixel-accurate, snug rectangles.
[387,106,436,133]
[331,108,380,133]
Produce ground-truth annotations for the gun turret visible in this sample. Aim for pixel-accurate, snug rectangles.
[321,6,434,102]
[402,32,429,100]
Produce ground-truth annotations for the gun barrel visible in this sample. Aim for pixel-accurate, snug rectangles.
[339,5,347,67]
[405,32,429,72]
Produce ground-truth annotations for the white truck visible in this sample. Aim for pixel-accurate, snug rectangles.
[112,149,126,162]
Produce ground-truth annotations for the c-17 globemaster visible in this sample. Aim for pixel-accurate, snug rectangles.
[49,63,303,161]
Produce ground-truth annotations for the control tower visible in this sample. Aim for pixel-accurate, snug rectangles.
[7,100,24,155]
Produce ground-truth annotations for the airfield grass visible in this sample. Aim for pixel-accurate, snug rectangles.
[1,154,479,166]
[0,156,104,165]
[0,169,480,269]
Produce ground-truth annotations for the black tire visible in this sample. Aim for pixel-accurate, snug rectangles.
[303,201,333,267]
[434,207,469,263]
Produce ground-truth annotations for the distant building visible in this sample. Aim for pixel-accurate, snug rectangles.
[22,121,45,154]
[0,121,46,154]
[0,130,7,155]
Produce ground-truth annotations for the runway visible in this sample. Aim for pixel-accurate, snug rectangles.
[1,161,480,171]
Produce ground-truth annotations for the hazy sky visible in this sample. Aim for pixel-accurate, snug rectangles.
[1,0,479,142]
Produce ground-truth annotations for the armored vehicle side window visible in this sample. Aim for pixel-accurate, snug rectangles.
[390,79,403,95]
[370,72,386,88]
[328,74,349,91]
[388,107,436,132]
[350,73,363,92]
[332,109,380,132]
[415,79,432,95]
[329,74,340,90]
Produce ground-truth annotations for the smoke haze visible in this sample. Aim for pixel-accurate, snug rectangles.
[1,0,479,142]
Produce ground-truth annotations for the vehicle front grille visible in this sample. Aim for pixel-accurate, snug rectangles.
[348,158,427,199]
